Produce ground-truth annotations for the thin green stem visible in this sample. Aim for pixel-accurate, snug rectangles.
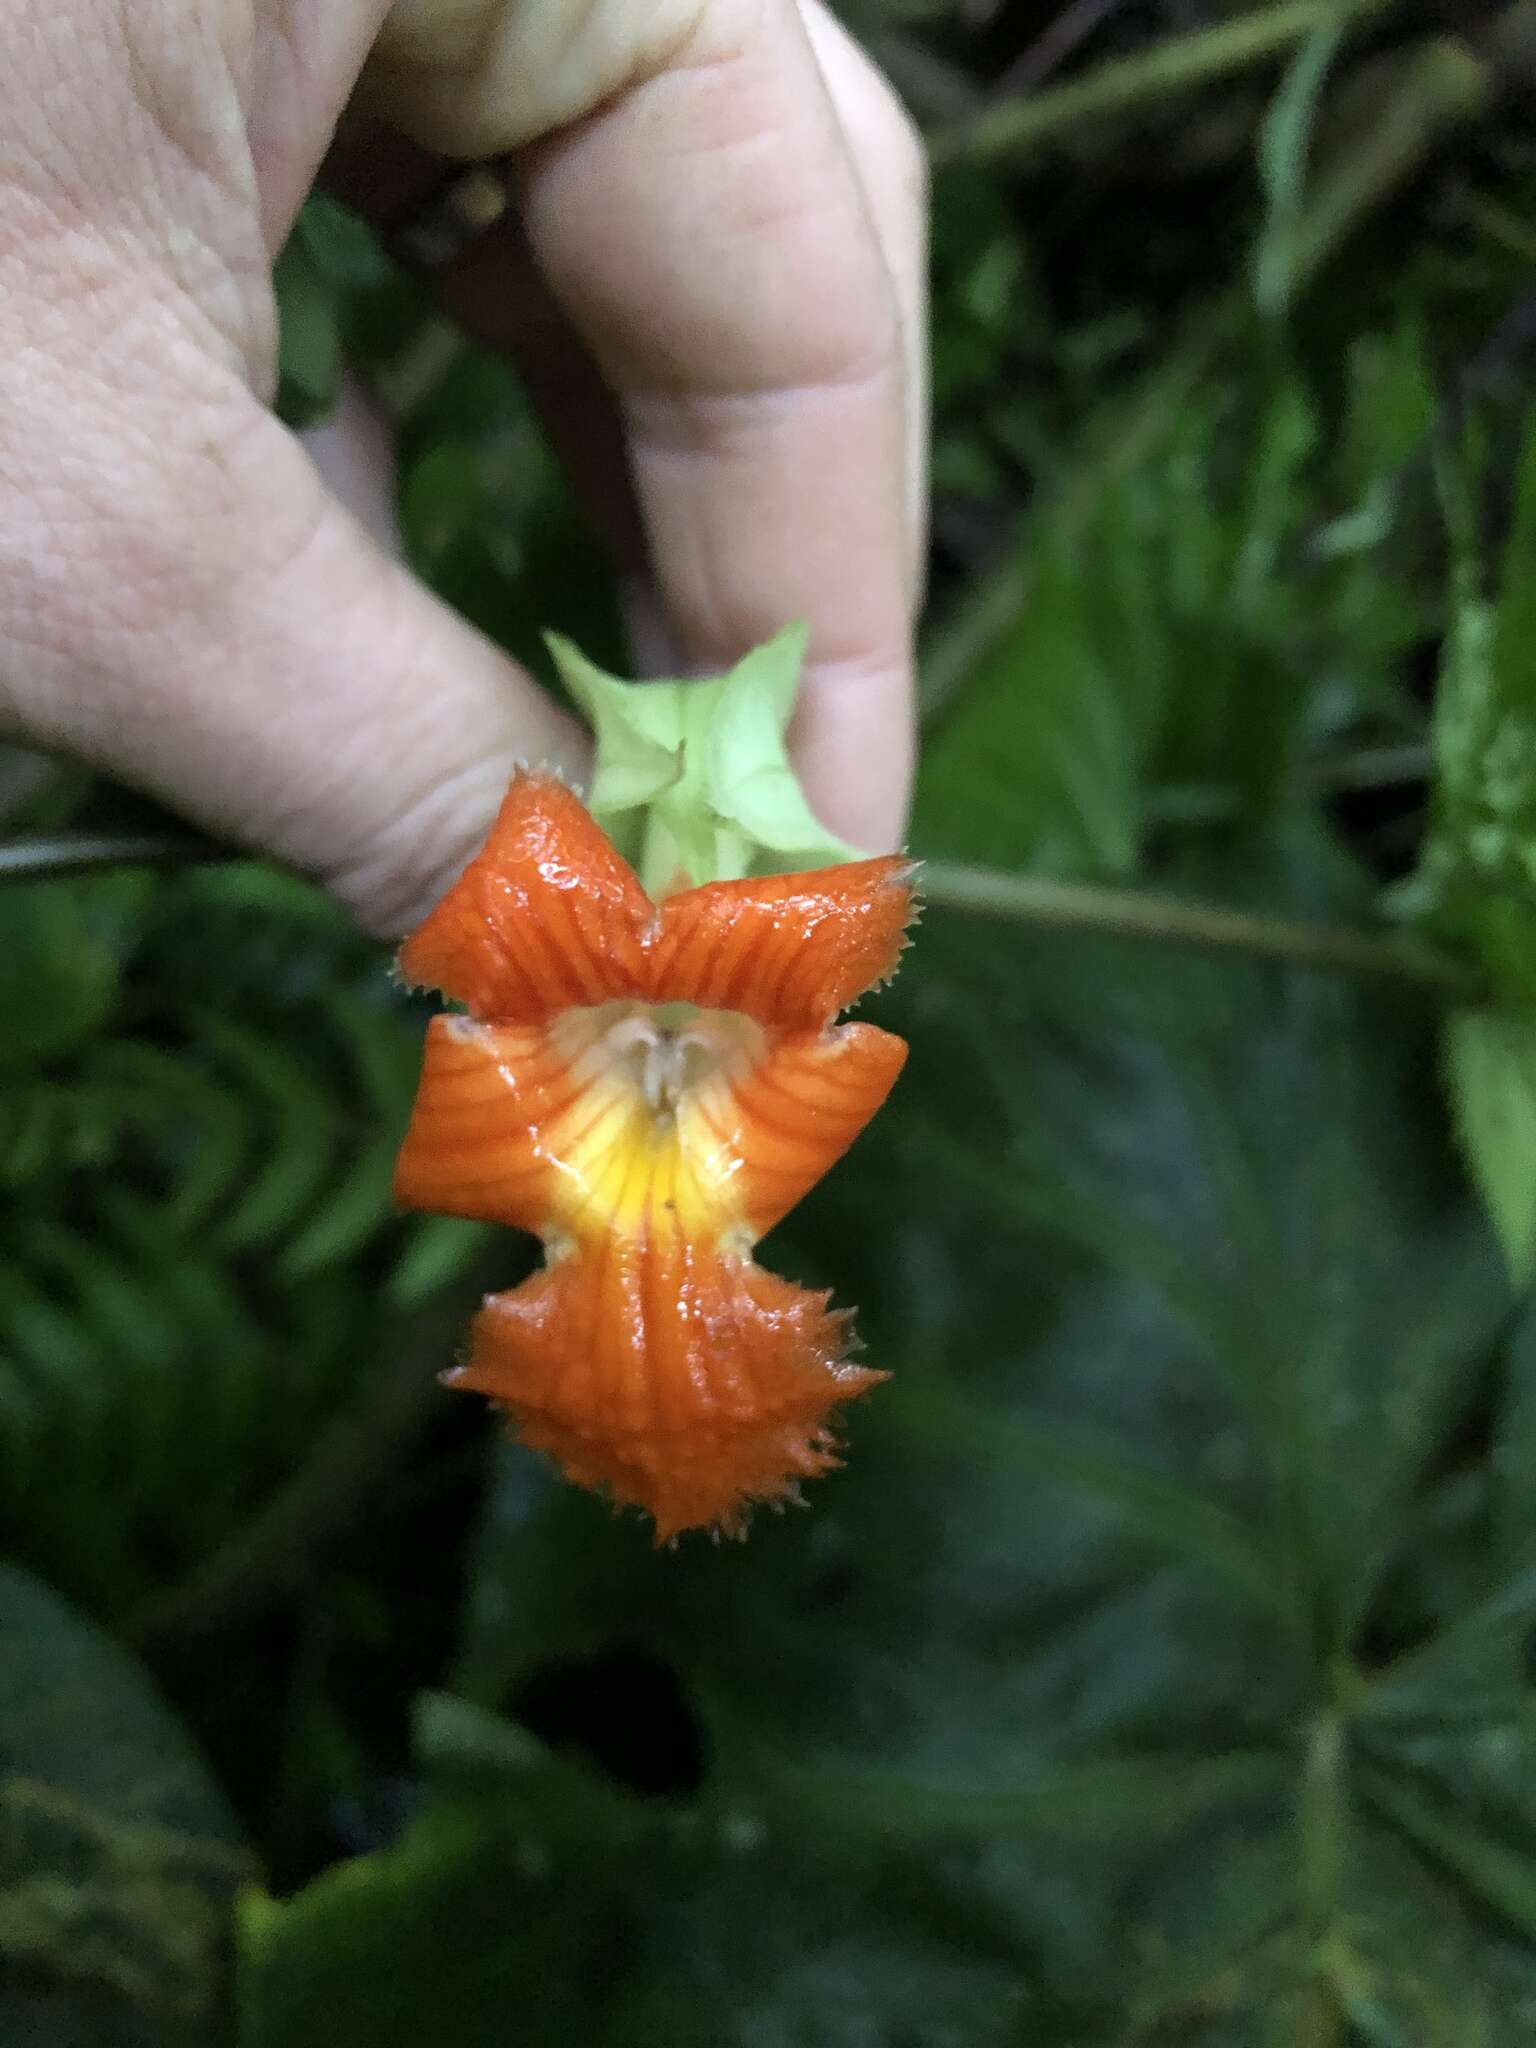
[920,859,1480,996]
[1310,741,1430,792]
[929,0,1397,168]
[1297,1706,1351,2044]
[3,827,1475,996]
[0,829,222,882]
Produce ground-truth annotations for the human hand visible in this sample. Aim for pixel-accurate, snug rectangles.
[0,0,925,933]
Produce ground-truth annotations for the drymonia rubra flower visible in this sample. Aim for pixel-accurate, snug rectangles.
[394,772,914,1541]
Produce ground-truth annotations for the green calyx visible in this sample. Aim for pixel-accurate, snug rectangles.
[546,624,857,897]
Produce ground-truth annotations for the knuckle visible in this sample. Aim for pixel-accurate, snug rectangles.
[0,328,316,746]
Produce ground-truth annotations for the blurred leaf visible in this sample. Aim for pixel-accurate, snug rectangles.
[243,1700,1290,2048]
[1408,406,1536,1003]
[274,216,343,429]
[1405,405,1536,1261]
[1493,1299,1536,1563]
[236,833,1513,2036]
[907,1385,1291,1623]
[913,520,1148,873]
[1254,11,1348,319]
[1333,323,1439,508]
[0,865,440,1616]
[386,1216,495,1313]
[0,1564,247,2046]
[915,354,1435,875]
[1359,1763,1536,1947]
[0,883,123,1070]
[1446,1008,1536,1282]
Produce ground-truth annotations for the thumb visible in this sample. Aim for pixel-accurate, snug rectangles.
[0,384,584,937]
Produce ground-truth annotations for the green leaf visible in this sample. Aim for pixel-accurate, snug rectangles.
[1253,10,1348,318]
[1407,407,1536,1005]
[258,843,1492,2038]
[85,1041,250,1236]
[273,212,343,429]
[903,1386,1292,1624]
[0,1565,248,2046]
[1359,1764,1536,1947]
[0,883,123,1069]
[386,1215,495,1312]
[1313,1814,1536,2041]
[195,1018,340,1252]
[240,1768,648,2048]
[276,1133,397,1282]
[243,1703,1289,2048]
[914,365,1410,876]
[1445,1008,1536,1282]
[1496,409,1536,718]
[913,525,1147,873]
[1493,1297,1536,1560]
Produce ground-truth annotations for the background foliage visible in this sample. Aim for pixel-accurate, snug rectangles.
[6,1,1536,2040]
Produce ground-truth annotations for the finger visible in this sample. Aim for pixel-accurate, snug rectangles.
[344,2,925,847]
[322,113,650,572]
[510,0,917,854]
[797,0,928,590]
[0,384,583,936]
[422,10,932,693]
[351,9,926,581]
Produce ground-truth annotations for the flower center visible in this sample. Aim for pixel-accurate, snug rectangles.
[554,1001,766,1127]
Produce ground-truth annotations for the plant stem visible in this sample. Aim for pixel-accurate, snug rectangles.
[1298,1708,1349,2044]
[991,0,1130,100]
[929,0,1397,168]
[921,860,1479,996]
[3,825,1474,995]
[1310,742,1430,792]
[0,829,222,881]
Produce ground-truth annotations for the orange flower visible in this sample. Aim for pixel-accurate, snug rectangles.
[393,773,913,1540]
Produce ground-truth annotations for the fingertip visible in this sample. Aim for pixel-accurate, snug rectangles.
[790,646,916,854]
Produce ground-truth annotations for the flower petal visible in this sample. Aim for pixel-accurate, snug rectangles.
[393,1015,595,1230]
[392,770,915,1538]
[683,1023,908,1239]
[453,1237,886,1541]
[398,774,654,1022]
[646,858,915,1029]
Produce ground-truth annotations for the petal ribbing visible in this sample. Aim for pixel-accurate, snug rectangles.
[398,775,654,1022]
[682,1023,908,1239]
[392,770,913,1538]
[648,859,914,1029]
[454,1242,886,1542]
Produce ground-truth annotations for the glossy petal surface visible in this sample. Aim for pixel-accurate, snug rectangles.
[397,775,653,1022]
[393,773,914,1538]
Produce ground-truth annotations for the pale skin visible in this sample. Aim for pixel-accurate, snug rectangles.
[0,0,926,934]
